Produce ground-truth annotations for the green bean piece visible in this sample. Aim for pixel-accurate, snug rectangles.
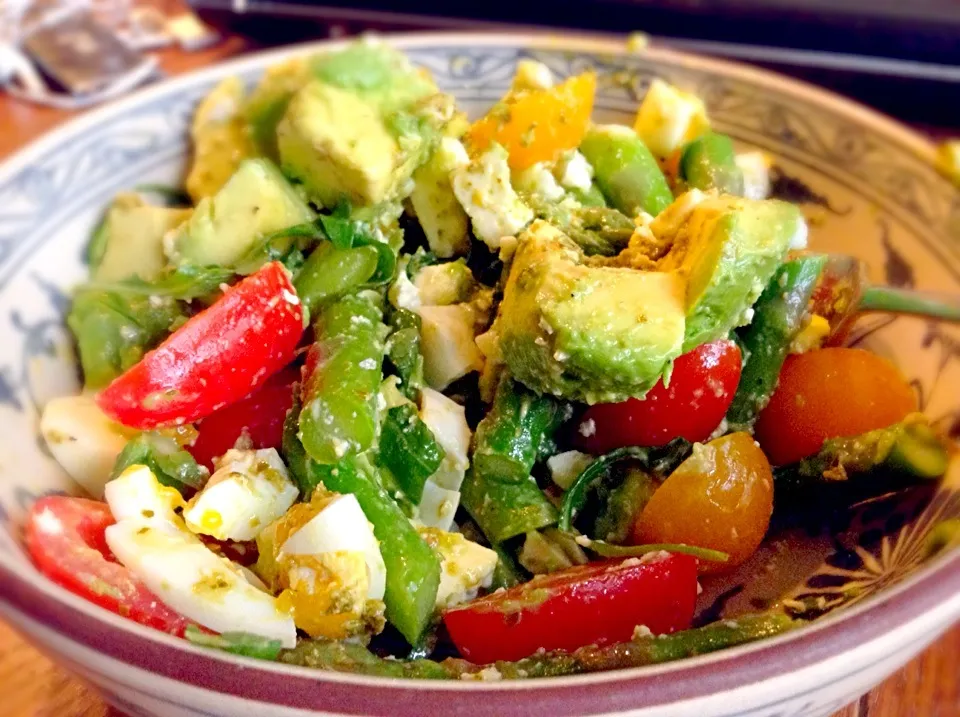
[559,440,693,533]
[112,432,209,493]
[68,289,186,389]
[727,255,828,430]
[280,613,798,678]
[378,404,445,502]
[473,376,567,484]
[776,417,950,485]
[579,538,729,564]
[579,125,673,217]
[526,195,634,257]
[461,467,558,544]
[569,181,608,207]
[293,242,381,315]
[566,613,798,674]
[280,639,452,679]
[679,132,745,195]
[307,457,440,644]
[592,467,658,544]
[299,294,387,465]
[185,625,282,661]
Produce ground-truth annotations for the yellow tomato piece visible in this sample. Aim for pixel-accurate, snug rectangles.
[632,432,774,571]
[466,72,596,170]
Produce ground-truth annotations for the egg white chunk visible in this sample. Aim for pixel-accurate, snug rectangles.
[419,528,498,609]
[281,493,386,601]
[106,519,296,647]
[419,388,471,491]
[183,448,298,541]
[105,464,183,524]
[417,480,460,532]
[40,394,137,498]
[103,466,296,646]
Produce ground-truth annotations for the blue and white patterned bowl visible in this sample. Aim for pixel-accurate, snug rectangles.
[0,33,958,717]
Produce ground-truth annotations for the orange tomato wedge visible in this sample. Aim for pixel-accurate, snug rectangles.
[465,72,597,170]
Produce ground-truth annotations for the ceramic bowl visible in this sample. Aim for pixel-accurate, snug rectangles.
[0,33,958,717]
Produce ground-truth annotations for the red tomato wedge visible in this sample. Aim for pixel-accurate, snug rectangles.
[576,340,742,453]
[97,262,303,429]
[443,553,698,663]
[188,365,299,471]
[24,495,193,636]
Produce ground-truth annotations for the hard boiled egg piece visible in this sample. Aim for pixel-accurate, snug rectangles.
[40,394,138,498]
[183,448,298,541]
[418,527,497,609]
[104,464,183,524]
[282,493,386,601]
[106,518,296,647]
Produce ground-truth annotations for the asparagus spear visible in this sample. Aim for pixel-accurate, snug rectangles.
[811,255,960,343]
[293,242,380,315]
[726,255,827,430]
[280,612,799,678]
[299,293,387,464]
[580,125,674,217]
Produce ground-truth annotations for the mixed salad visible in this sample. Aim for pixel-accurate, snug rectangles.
[28,41,957,679]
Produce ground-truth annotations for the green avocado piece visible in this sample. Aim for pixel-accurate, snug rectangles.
[654,193,804,351]
[243,58,311,159]
[310,41,437,115]
[94,193,191,281]
[498,220,686,403]
[173,158,314,268]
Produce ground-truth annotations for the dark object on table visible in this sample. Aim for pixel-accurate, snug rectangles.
[189,0,960,129]
[23,10,150,95]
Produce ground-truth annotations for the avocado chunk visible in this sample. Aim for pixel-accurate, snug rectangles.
[409,137,472,258]
[277,81,418,209]
[310,40,437,115]
[653,192,805,351]
[94,193,191,282]
[172,158,314,267]
[498,220,686,403]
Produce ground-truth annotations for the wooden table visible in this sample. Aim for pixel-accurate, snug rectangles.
[0,25,958,717]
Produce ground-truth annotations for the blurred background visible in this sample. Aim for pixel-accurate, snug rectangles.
[1,0,959,130]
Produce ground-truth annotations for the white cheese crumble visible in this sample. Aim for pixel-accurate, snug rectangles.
[578,418,597,437]
[556,150,594,191]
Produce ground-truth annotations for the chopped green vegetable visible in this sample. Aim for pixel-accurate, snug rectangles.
[727,255,827,430]
[294,242,381,315]
[185,625,283,661]
[776,417,950,485]
[280,613,798,678]
[384,309,424,400]
[377,404,445,502]
[111,432,209,493]
[299,293,387,464]
[472,376,567,485]
[579,125,673,217]
[679,132,745,195]
[559,440,692,533]
[591,467,658,544]
[86,264,236,301]
[578,538,729,564]
[68,289,186,389]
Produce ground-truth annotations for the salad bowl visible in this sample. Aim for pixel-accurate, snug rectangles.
[0,32,959,717]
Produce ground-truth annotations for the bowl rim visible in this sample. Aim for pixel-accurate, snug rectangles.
[1,30,958,712]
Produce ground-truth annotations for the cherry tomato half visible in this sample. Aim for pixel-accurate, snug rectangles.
[443,553,698,663]
[632,432,774,570]
[577,340,742,453]
[25,496,193,635]
[97,262,303,430]
[754,348,917,466]
[188,366,299,471]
